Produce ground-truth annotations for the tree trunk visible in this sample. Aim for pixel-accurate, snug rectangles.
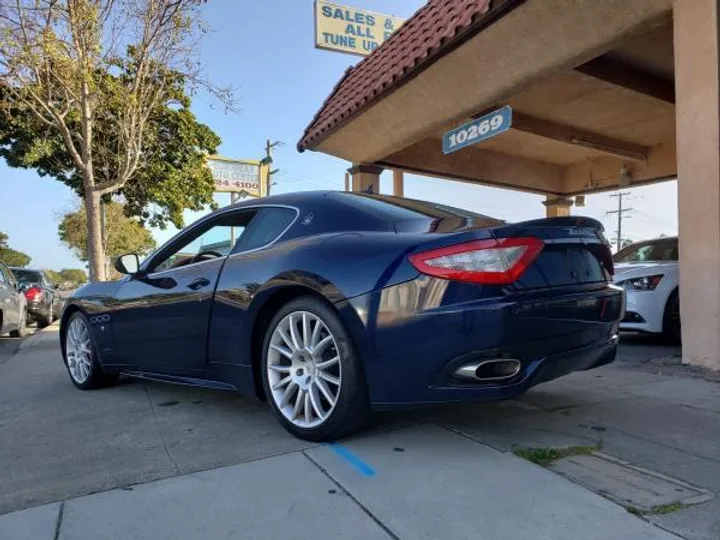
[85,189,106,282]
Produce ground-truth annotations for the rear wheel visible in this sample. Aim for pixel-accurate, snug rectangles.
[662,290,681,344]
[63,312,117,389]
[37,306,53,328]
[261,297,372,441]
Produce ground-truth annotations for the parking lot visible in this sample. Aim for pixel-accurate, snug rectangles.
[1,328,718,540]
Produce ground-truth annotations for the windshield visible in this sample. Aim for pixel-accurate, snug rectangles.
[614,238,678,263]
[11,269,43,284]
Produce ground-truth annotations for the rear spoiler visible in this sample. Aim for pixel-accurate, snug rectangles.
[505,216,605,232]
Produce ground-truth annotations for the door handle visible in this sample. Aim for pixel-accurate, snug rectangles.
[187,277,210,291]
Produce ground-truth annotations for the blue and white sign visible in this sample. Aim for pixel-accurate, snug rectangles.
[442,106,513,155]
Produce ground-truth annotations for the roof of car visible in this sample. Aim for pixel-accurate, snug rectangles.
[225,190,335,210]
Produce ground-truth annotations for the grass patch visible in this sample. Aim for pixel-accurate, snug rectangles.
[627,502,688,516]
[512,444,598,467]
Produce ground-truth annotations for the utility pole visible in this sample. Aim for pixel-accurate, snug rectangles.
[607,192,634,251]
[264,139,281,195]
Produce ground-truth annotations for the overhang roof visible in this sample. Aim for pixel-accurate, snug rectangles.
[297,0,523,152]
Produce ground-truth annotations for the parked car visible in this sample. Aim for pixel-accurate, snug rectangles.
[60,192,623,441]
[613,236,679,341]
[10,268,61,328]
[0,261,27,337]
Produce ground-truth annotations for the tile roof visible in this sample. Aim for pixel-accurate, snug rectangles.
[298,0,524,152]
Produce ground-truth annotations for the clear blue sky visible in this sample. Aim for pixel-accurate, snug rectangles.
[0,0,678,270]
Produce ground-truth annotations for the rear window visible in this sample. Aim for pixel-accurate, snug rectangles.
[12,269,43,284]
[614,238,678,263]
[331,193,502,232]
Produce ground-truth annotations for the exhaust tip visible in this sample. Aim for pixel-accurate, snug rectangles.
[454,359,521,382]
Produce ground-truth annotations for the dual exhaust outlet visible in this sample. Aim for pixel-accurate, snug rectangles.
[454,358,522,382]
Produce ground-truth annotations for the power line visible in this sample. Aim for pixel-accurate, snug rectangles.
[606,192,634,252]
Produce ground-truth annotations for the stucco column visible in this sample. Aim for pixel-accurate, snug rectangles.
[674,0,720,369]
[392,170,405,197]
[348,164,383,194]
[543,196,573,218]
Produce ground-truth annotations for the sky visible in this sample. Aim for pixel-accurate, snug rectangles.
[0,0,679,270]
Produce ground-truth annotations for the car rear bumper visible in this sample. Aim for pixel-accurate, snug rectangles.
[341,278,623,407]
[25,300,48,316]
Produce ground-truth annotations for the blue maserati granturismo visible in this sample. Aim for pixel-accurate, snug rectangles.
[60,191,623,440]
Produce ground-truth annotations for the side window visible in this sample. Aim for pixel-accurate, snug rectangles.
[236,207,297,253]
[151,210,257,272]
[0,266,6,285]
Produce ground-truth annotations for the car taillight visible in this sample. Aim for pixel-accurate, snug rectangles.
[409,237,544,285]
[25,287,43,301]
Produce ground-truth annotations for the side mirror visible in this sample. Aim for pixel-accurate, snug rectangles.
[115,253,141,276]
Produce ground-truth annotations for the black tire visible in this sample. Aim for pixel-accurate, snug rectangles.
[63,311,118,390]
[9,310,26,338]
[261,296,373,441]
[662,290,681,344]
[37,305,53,328]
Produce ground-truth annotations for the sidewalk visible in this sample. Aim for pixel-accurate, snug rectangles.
[0,424,679,540]
[0,330,716,539]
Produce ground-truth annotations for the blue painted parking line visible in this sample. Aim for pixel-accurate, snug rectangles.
[330,443,376,477]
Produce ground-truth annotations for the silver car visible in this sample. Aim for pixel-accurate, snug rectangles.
[0,261,27,337]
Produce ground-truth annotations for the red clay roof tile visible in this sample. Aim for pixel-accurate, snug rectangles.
[298,0,523,152]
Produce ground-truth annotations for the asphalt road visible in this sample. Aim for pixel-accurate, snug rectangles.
[0,338,21,363]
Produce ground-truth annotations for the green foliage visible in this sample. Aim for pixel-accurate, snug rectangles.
[512,444,599,467]
[59,202,156,262]
[59,269,87,286]
[0,231,31,267]
[45,269,63,285]
[0,61,221,230]
[626,503,687,516]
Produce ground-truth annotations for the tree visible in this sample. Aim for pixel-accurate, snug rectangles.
[59,268,87,285]
[0,0,232,281]
[45,269,63,285]
[59,201,156,277]
[0,231,31,267]
[0,72,221,230]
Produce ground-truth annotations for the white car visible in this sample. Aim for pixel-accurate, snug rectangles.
[613,236,679,341]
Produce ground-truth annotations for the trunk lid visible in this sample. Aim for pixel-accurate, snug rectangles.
[490,217,613,289]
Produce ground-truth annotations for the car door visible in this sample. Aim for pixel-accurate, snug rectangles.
[0,264,20,331]
[110,208,258,375]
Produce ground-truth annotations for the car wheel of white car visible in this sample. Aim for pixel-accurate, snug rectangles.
[261,296,372,441]
[63,312,117,390]
[663,290,681,344]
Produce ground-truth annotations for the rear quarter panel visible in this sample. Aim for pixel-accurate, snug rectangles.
[207,232,424,375]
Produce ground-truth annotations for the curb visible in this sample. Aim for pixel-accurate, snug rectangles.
[18,324,60,351]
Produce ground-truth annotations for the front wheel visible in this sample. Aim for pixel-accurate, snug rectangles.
[261,297,373,441]
[662,290,681,344]
[63,312,117,390]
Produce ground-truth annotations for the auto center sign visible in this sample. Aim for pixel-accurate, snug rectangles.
[314,1,405,56]
[206,157,267,198]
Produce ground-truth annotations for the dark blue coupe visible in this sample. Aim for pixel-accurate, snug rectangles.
[60,192,623,440]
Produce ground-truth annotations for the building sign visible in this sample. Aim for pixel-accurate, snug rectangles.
[206,157,267,197]
[315,1,405,56]
[442,106,513,155]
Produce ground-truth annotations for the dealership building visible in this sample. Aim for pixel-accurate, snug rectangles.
[299,0,720,370]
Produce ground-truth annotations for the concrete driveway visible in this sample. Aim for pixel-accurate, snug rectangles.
[0,328,717,540]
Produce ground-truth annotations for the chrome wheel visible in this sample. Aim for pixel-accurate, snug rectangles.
[266,310,342,429]
[66,317,92,384]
